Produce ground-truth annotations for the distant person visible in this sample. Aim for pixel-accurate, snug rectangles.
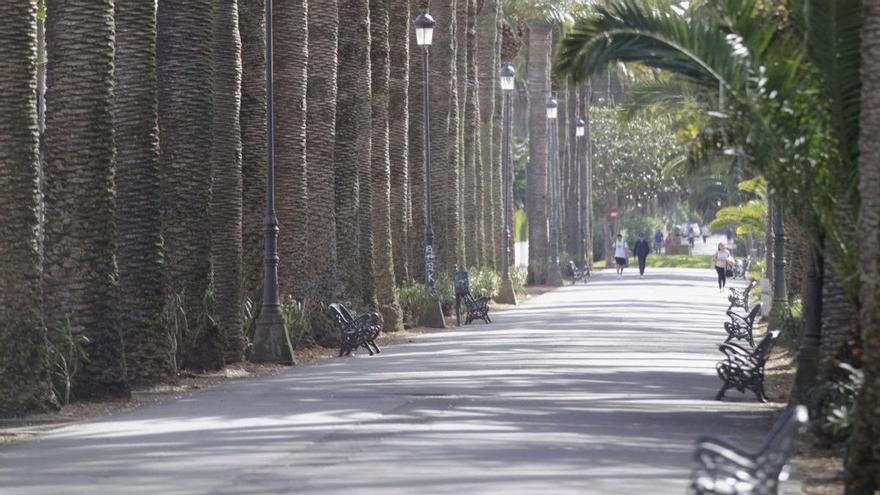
[633,233,651,278]
[664,232,673,254]
[713,242,734,291]
[702,224,709,244]
[612,234,628,279]
[654,229,663,254]
[688,230,695,249]
[726,228,734,243]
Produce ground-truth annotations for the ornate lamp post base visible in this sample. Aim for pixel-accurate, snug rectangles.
[252,307,291,364]
[418,298,446,328]
[496,277,518,305]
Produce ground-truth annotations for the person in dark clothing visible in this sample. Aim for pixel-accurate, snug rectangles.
[633,233,652,277]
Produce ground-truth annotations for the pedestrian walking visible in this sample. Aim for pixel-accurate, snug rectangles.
[702,224,709,244]
[713,242,734,291]
[612,234,628,279]
[664,232,673,254]
[654,229,663,254]
[634,233,651,278]
[688,230,695,249]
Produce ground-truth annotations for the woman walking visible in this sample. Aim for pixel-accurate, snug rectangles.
[612,234,628,279]
[713,242,733,291]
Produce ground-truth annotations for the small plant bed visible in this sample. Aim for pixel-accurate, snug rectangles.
[592,254,714,269]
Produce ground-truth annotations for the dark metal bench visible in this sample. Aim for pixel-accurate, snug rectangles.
[724,304,762,347]
[328,303,381,357]
[716,329,780,402]
[727,279,757,312]
[569,260,588,285]
[733,256,751,280]
[689,404,808,494]
[453,267,491,326]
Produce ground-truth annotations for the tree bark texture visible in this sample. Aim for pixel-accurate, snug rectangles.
[211,0,244,365]
[463,0,480,268]
[526,22,551,285]
[44,0,127,398]
[114,0,176,383]
[565,81,580,264]
[389,0,411,285]
[407,0,427,285]
[274,0,309,301]
[0,0,57,415]
[477,0,498,271]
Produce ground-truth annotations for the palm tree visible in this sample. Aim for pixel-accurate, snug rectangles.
[847,2,880,491]
[211,0,244,364]
[335,0,370,305]
[526,20,551,285]
[430,0,462,275]
[477,0,499,270]
[44,0,127,398]
[239,0,268,304]
[371,0,405,331]
[306,0,341,343]
[389,0,412,285]
[463,0,480,269]
[114,0,176,383]
[408,0,427,284]
[274,0,309,301]
[0,0,57,415]
[157,0,217,369]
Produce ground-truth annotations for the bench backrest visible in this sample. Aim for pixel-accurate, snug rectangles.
[746,304,762,325]
[453,269,471,297]
[327,303,355,326]
[753,405,808,492]
[569,260,578,273]
[752,329,781,365]
[744,278,758,296]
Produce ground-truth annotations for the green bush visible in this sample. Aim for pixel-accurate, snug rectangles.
[807,363,864,446]
[434,272,455,314]
[510,266,527,294]
[280,296,311,353]
[469,266,500,298]
[396,283,436,326]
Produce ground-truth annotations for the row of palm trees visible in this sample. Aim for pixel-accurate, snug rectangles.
[3,0,600,417]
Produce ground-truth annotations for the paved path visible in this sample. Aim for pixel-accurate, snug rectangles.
[0,269,784,494]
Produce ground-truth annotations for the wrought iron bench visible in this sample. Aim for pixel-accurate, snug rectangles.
[328,303,381,357]
[716,329,780,402]
[733,256,751,280]
[454,267,492,325]
[689,404,808,495]
[569,260,588,285]
[723,304,762,347]
[727,279,758,312]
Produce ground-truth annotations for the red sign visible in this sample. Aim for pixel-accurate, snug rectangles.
[610,207,618,218]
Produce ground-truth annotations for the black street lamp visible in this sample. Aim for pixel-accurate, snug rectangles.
[576,118,585,264]
[252,0,290,363]
[415,11,445,327]
[546,97,562,286]
[496,63,517,305]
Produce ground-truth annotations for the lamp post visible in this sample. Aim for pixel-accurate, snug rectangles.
[415,11,445,327]
[546,97,562,286]
[496,63,517,305]
[576,118,585,264]
[252,0,289,363]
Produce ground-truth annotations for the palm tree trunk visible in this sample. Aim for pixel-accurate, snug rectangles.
[211,0,244,365]
[389,0,411,285]
[463,0,480,269]
[847,2,880,491]
[239,0,268,304]
[0,0,57,415]
[335,0,370,305]
[370,0,404,331]
[526,21,551,285]
[408,0,427,285]
[565,81,580,264]
[580,82,593,264]
[476,0,498,271]
[114,0,176,383]
[306,0,341,343]
[274,0,309,301]
[44,0,127,398]
[157,0,216,370]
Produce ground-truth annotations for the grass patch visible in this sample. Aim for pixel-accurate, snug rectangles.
[593,254,713,269]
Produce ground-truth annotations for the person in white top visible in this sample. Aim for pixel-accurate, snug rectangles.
[713,242,734,291]
[612,234,628,279]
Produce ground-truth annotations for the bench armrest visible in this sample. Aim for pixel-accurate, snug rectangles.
[694,441,758,473]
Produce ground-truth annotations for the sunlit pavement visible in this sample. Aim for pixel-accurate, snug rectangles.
[0,269,794,495]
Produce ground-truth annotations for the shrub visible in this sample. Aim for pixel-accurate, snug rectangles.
[469,266,500,298]
[434,272,455,314]
[510,266,527,295]
[280,296,311,353]
[807,362,864,446]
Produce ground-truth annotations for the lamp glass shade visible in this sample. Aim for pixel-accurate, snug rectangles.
[414,13,435,46]
[546,98,558,120]
[499,63,516,91]
[576,118,585,136]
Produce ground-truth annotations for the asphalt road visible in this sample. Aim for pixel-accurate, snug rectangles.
[0,268,788,494]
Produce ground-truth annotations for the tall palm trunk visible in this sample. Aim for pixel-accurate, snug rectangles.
[239,0,267,304]
[408,0,427,284]
[429,0,461,275]
[44,0,127,398]
[463,0,480,269]
[371,0,404,331]
[335,0,370,304]
[389,0,411,285]
[0,0,56,415]
[306,0,341,343]
[114,0,176,383]
[476,0,498,270]
[157,0,216,369]
[847,2,880,491]
[526,21,551,285]
[274,0,309,301]
[211,0,244,364]
[565,81,581,263]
